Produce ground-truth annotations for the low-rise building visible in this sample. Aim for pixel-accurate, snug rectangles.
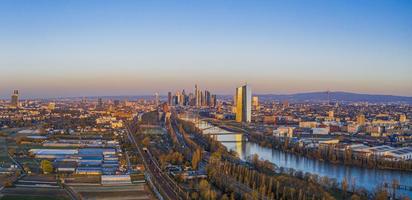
[385,147,412,160]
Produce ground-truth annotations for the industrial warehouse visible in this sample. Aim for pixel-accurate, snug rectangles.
[29,147,122,175]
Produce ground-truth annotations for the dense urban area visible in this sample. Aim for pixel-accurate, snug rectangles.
[0,86,411,200]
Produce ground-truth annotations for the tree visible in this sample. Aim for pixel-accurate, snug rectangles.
[374,187,388,200]
[391,178,399,199]
[350,194,361,200]
[199,179,212,200]
[221,194,229,200]
[191,192,199,200]
[342,177,348,199]
[252,190,259,200]
[192,148,202,170]
[210,151,222,161]
[8,148,16,156]
[142,137,150,147]
[351,177,357,193]
[3,179,13,187]
[230,192,235,200]
[40,160,54,174]
[23,163,31,173]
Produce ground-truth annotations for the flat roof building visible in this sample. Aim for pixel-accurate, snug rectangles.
[386,147,412,160]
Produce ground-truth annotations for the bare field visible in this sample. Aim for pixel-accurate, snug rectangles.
[20,174,56,182]
[0,187,69,200]
[71,184,154,200]
[63,175,100,184]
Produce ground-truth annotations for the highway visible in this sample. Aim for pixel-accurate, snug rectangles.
[125,123,185,200]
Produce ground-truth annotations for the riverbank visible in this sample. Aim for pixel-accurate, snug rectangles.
[247,130,412,172]
[198,119,412,198]
[206,119,412,172]
[178,118,348,200]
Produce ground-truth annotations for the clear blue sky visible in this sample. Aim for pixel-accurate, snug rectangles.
[0,0,411,98]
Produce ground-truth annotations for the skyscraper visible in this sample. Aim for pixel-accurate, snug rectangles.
[48,102,56,110]
[328,110,334,119]
[282,100,289,108]
[400,114,407,123]
[168,92,172,106]
[97,97,103,110]
[155,92,160,107]
[211,95,217,108]
[195,84,199,107]
[175,91,181,105]
[11,90,19,108]
[357,114,366,125]
[204,90,211,106]
[114,100,120,107]
[195,84,203,108]
[181,90,187,106]
[252,96,259,110]
[235,84,252,123]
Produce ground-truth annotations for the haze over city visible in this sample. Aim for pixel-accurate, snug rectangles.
[1,0,412,98]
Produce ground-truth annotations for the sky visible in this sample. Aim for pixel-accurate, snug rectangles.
[0,0,411,98]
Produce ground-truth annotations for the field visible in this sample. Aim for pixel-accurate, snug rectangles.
[63,175,101,184]
[0,196,67,200]
[70,184,154,200]
[0,187,69,200]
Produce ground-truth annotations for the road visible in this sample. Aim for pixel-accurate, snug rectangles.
[125,123,185,200]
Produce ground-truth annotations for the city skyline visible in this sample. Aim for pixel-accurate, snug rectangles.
[2,1,412,199]
[3,87,412,100]
[1,0,411,98]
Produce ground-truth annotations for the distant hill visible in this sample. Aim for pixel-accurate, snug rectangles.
[258,92,412,104]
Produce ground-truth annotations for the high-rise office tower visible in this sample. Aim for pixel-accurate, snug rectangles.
[182,90,187,106]
[173,95,178,105]
[235,84,252,123]
[81,97,88,104]
[211,95,217,108]
[199,90,203,106]
[155,93,160,107]
[48,102,56,110]
[282,100,289,108]
[357,114,366,125]
[11,90,19,108]
[184,95,190,106]
[189,93,196,106]
[167,92,172,106]
[204,90,211,106]
[97,97,103,109]
[114,100,120,107]
[400,114,407,123]
[196,87,202,107]
[252,96,259,110]
[328,110,334,119]
[195,84,199,107]
[175,91,181,105]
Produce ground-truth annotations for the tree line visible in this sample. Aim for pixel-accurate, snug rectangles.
[248,131,412,171]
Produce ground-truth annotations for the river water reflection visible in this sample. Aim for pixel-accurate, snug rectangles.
[188,119,412,197]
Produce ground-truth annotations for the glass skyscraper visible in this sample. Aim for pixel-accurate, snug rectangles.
[235,84,251,123]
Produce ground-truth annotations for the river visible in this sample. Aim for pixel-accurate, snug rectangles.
[186,118,412,197]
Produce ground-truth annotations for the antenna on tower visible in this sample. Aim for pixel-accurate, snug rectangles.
[326,90,331,105]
